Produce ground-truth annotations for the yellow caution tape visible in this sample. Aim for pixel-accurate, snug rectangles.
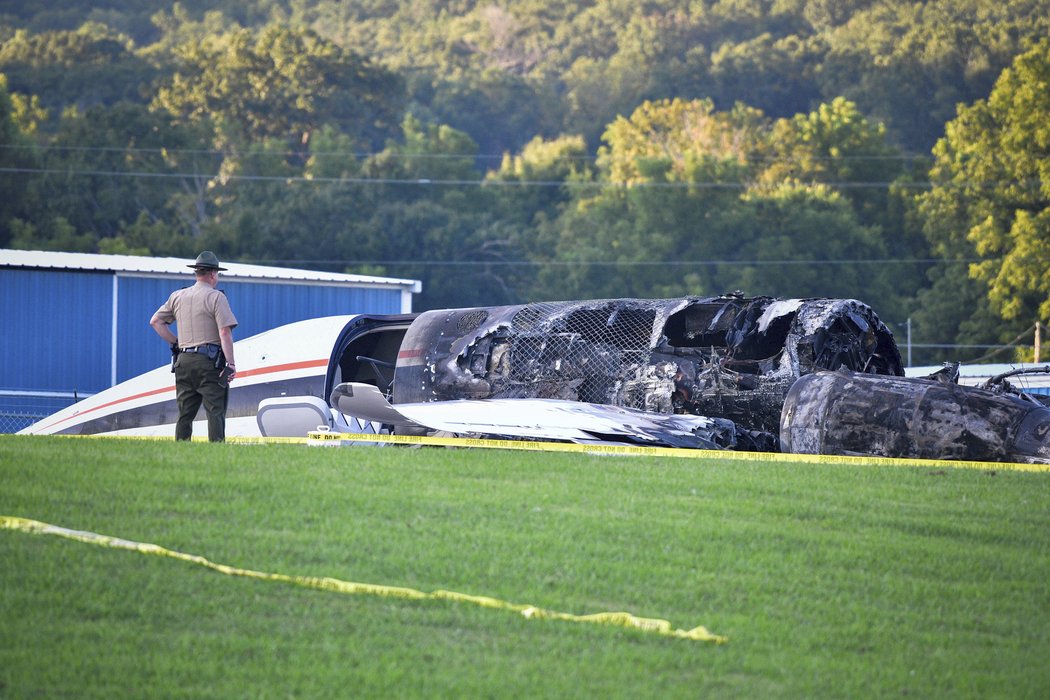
[303,431,1050,473]
[0,515,725,644]
[43,430,1050,472]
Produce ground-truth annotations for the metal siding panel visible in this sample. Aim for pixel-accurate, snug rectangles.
[117,277,192,381]
[0,269,111,393]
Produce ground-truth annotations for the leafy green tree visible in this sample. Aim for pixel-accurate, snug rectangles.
[915,39,1050,361]
[0,73,39,247]
[143,3,242,59]
[200,114,517,310]
[353,115,526,308]
[910,262,1001,365]
[540,98,763,300]
[708,33,825,119]
[761,98,901,221]
[9,0,1050,162]
[207,177,368,271]
[0,23,157,126]
[8,215,95,252]
[536,95,920,316]
[435,133,594,304]
[487,133,591,242]
[6,87,46,137]
[368,114,479,181]
[819,1,1050,151]
[797,0,878,30]
[416,68,553,157]
[966,40,1050,322]
[7,0,1050,327]
[356,195,524,310]
[596,98,765,184]
[723,183,896,308]
[98,211,195,257]
[0,75,21,147]
[757,97,928,321]
[303,125,361,180]
[153,24,405,155]
[21,101,213,247]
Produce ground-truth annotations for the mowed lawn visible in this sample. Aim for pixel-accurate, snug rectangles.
[1,435,1048,699]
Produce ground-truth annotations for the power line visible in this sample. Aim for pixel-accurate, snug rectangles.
[967,324,1038,363]
[0,142,935,163]
[909,343,1027,349]
[0,165,598,187]
[236,258,983,267]
[1,165,1031,190]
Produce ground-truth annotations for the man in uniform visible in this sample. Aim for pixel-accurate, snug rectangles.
[150,251,239,442]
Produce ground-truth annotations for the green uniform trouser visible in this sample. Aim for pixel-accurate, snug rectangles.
[174,351,228,442]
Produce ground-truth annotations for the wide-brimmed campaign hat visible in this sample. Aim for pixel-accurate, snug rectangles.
[188,251,227,271]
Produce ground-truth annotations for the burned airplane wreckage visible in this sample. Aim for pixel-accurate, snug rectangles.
[22,292,1049,464]
[782,366,1050,464]
[387,294,904,451]
[380,294,1047,462]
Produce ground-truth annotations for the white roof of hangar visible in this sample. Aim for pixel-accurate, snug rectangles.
[0,249,422,292]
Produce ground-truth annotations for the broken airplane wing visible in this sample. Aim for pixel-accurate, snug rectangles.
[329,382,737,449]
[400,396,736,449]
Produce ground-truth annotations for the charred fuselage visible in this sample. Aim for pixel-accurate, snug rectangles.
[781,369,1050,464]
[392,295,903,447]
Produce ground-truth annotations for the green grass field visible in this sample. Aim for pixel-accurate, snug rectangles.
[1,434,1048,698]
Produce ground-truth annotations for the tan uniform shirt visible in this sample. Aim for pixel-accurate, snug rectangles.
[154,282,238,349]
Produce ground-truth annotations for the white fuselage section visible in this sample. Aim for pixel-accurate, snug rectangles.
[20,316,357,437]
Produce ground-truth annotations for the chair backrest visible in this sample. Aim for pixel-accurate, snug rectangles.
[256,395,334,437]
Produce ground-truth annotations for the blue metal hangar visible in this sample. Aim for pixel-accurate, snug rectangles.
[0,249,421,432]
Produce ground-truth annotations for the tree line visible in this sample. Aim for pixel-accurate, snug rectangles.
[0,1,1048,365]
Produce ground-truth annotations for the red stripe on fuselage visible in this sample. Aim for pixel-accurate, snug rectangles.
[235,358,329,379]
[397,348,425,366]
[35,358,330,433]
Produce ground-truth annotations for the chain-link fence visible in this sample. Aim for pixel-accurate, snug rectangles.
[0,392,85,433]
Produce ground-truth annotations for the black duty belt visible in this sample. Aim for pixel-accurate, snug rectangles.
[182,343,220,354]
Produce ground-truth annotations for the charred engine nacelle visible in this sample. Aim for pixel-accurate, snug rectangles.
[392,295,903,441]
[781,370,1050,464]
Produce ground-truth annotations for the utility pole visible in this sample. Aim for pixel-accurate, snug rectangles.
[1036,321,1042,364]
[906,317,912,368]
